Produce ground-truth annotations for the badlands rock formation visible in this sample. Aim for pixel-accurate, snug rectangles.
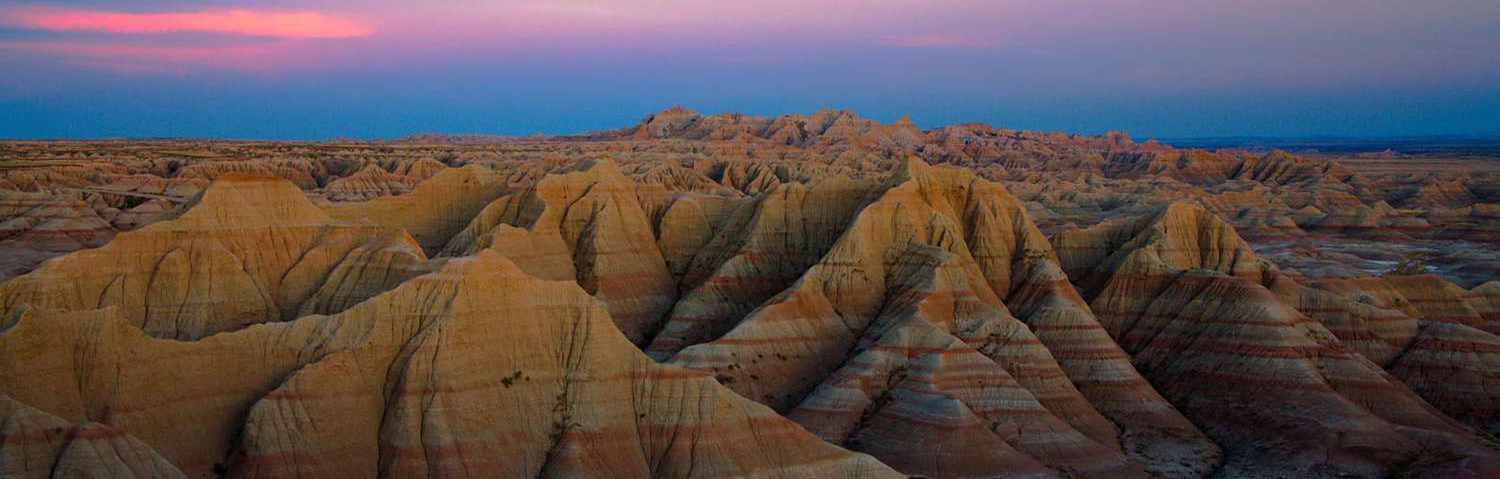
[0,174,431,340]
[1,110,1499,479]
[324,165,509,254]
[668,158,1217,479]
[1057,202,1500,478]
[442,159,678,345]
[0,252,897,479]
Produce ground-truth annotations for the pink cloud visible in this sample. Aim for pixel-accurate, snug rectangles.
[886,33,1002,49]
[0,40,320,72]
[1,7,374,39]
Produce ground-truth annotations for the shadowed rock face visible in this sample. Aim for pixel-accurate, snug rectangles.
[323,165,510,255]
[644,176,884,360]
[2,110,1500,479]
[1057,202,1500,478]
[441,159,679,345]
[0,190,119,279]
[0,395,189,479]
[666,158,1218,479]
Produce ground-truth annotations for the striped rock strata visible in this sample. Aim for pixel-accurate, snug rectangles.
[0,174,431,340]
[0,395,188,479]
[4,141,1500,479]
[0,190,119,281]
[645,177,884,359]
[637,189,740,284]
[0,251,900,479]
[1288,275,1500,437]
[442,159,677,345]
[175,160,326,190]
[1056,201,1500,479]
[669,158,1216,479]
[322,164,420,201]
[324,165,509,255]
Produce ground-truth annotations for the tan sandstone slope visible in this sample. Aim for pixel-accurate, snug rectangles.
[442,159,678,345]
[0,174,432,339]
[324,165,509,254]
[0,250,901,479]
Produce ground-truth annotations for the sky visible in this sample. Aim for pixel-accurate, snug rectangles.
[1,0,1498,140]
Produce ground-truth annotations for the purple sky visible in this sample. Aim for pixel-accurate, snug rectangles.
[2,0,1498,139]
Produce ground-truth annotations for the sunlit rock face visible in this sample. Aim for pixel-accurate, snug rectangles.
[2,110,1500,479]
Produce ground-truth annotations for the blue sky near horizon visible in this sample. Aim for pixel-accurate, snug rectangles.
[1,0,1498,140]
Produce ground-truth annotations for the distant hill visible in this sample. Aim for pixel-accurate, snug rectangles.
[391,133,542,144]
[1163,136,1500,155]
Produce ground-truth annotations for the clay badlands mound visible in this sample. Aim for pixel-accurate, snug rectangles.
[2,109,1500,479]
